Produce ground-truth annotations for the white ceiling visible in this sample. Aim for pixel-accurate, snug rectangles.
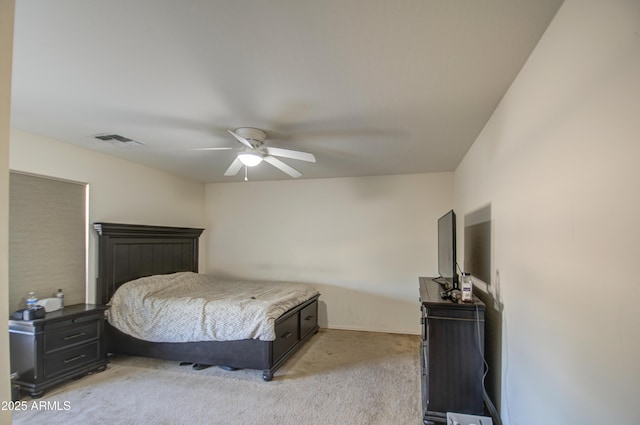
[10,0,563,183]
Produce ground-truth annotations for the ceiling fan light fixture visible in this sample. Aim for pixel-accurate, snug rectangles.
[237,152,263,167]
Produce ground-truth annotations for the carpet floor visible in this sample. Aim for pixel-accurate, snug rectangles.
[11,329,423,425]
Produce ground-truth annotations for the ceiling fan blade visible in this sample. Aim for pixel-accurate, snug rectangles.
[182,147,232,151]
[264,147,316,163]
[227,129,254,149]
[264,156,302,178]
[224,157,243,176]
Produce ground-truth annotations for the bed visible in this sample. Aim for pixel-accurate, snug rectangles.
[93,222,320,381]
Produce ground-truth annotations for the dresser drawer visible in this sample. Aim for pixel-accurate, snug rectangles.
[300,301,318,338]
[273,313,300,361]
[45,321,100,353]
[43,341,101,380]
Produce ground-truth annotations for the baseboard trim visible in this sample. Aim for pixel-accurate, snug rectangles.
[321,324,420,336]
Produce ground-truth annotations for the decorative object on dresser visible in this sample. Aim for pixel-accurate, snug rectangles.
[93,222,320,381]
[9,304,108,398]
[36,297,62,312]
[419,277,486,424]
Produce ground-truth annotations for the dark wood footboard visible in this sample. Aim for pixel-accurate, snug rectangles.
[263,295,319,380]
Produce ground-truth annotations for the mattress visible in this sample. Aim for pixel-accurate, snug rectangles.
[106,272,320,343]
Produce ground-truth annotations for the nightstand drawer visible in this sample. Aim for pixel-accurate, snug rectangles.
[44,311,103,331]
[44,341,101,380]
[45,321,100,353]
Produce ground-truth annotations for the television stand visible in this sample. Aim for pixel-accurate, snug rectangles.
[419,277,485,424]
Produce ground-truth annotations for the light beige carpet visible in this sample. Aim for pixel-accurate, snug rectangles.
[12,329,423,425]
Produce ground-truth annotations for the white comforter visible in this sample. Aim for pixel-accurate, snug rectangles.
[106,272,319,343]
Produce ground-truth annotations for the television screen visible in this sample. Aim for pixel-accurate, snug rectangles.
[437,209,457,287]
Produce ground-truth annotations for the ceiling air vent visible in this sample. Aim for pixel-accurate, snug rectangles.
[94,134,143,147]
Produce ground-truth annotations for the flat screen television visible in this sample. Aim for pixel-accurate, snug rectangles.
[437,209,457,288]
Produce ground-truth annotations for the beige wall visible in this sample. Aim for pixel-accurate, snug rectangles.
[205,172,453,334]
[454,0,640,423]
[1,0,14,421]
[10,129,206,303]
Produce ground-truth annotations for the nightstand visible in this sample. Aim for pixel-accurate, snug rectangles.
[9,304,108,398]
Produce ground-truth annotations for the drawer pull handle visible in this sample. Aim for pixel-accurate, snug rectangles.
[281,332,292,339]
[64,332,86,340]
[304,315,314,321]
[64,354,86,364]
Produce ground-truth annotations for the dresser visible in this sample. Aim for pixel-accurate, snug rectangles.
[419,277,485,424]
[9,304,108,398]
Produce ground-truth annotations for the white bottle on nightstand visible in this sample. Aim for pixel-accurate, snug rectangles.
[461,273,473,303]
[56,288,64,308]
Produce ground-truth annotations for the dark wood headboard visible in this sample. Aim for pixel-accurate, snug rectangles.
[93,223,205,304]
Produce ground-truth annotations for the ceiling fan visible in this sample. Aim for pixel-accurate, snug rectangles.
[222,127,316,179]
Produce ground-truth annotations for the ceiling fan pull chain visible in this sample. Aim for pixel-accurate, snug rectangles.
[244,165,248,181]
